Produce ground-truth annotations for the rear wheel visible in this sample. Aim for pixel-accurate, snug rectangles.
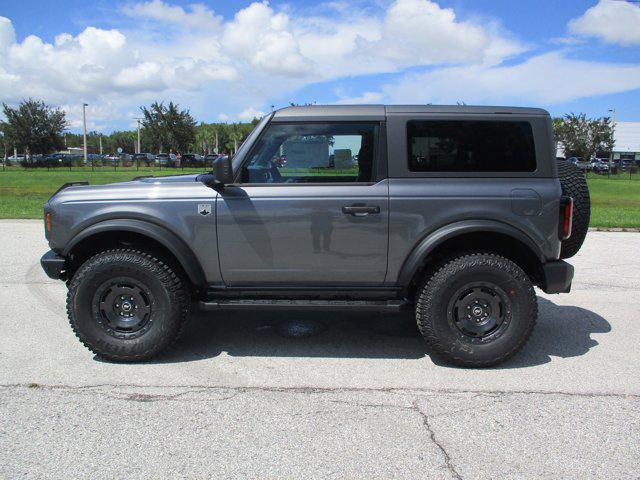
[67,249,190,362]
[416,253,537,367]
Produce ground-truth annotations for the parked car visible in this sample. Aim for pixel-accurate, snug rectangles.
[567,157,589,171]
[132,153,155,166]
[589,159,610,174]
[155,153,177,166]
[41,105,589,368]
[181,153,205,168]
[616,159,634,171]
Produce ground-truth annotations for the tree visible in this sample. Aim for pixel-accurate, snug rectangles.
[1,99,67,157]
[554,113,615,160]
[140,101,196,153]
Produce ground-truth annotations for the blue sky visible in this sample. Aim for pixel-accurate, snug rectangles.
[1,0,639,132]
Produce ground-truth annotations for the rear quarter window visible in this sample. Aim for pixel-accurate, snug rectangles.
[407,120,536,172]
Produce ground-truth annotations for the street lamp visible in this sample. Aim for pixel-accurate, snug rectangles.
[82,103,89,165]
[608,108,616,162]
[134,118,142,154]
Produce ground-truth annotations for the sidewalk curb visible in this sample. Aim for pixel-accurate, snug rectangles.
[589,227,640,232]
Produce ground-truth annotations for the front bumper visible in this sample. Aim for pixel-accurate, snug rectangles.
[40,250,66,280]
[540,260,574,294]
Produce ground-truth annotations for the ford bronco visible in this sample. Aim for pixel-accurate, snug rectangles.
[41,105,589,367]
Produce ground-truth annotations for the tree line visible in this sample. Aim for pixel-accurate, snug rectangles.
[0,98,616,161]
[0,99,259,159]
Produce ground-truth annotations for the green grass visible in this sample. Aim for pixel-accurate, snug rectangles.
[0,167,206,219]
[1,168,639,227]
[586,178,640,228]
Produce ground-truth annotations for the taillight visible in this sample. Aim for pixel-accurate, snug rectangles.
[559,196,573,240]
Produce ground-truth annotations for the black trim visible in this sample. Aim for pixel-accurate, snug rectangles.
[206,285,402,301]
[199,299,409,312]
[40,250,66,279]
[396,219,545,288]
[62,219,207,287]
[540,260,574,294]
[52,181,88,197]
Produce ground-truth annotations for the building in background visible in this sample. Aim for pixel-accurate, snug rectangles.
[613,122,640,161]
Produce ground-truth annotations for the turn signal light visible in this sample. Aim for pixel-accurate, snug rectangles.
[45,212,52,233]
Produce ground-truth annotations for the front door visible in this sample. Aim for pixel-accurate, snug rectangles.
[216,121,388,286]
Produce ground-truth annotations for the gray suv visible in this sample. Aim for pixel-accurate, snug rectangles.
[40,105,590,367]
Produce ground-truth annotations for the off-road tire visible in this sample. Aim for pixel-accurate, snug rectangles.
[67,249,190,362]
[416,253,537,368]
[557,160,590,259]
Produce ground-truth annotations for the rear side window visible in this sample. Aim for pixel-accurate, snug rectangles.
[407,120,536,172]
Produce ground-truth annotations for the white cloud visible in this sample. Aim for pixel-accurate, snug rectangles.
[569,0,640,46]
[122,0,222,29]
[380,52,640,104]
[237,107,266,121]
[222,2,314,77]
[335,91,384,104]
[358,0,519,67]
[0,0,638,128]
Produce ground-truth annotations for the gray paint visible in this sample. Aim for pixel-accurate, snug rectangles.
[44,104,565,291]
[216,181,389,285]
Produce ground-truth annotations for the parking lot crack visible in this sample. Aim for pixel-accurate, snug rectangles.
[412,400,463,480]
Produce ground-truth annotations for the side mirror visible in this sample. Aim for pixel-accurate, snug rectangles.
[200,156,233,190]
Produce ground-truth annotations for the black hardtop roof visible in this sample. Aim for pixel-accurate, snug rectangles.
[272,104,549,121]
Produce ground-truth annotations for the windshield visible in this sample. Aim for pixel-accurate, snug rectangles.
[232,113,273,172]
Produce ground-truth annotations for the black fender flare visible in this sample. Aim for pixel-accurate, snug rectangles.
[62,218,206,287]
[396,219,545,287]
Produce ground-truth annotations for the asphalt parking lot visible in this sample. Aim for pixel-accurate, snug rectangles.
[1,220,639,479]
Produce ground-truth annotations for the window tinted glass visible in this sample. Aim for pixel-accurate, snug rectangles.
[407,120,536,172]
[241,123,378,184]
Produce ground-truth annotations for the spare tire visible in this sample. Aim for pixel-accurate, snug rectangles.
[557,160,590,259]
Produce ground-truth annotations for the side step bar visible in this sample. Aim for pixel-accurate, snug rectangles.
[198,299,410,312]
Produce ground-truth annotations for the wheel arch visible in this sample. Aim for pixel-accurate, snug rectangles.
[62,219,206,288]
[397,220,545,296]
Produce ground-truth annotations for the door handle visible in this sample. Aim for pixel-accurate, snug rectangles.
[342,205,380,216]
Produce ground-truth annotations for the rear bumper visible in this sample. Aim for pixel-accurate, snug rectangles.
[540,260,574,294]
[40,250,66,280]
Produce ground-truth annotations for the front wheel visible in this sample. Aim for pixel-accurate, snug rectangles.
[67,249,190,362]
[416,253,537,367]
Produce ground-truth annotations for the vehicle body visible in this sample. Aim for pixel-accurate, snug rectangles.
[568,157,590,171]
[155,153,177,166]
[589,159,610,174]
[181,153,205,168]
[132,153,155,166]
[41,105,588,367]
[614,159,634,171]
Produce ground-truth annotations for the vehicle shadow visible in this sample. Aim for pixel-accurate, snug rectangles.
[151,297,611,368]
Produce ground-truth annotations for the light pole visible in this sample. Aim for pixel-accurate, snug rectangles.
[134,118,142,154]
[608,108,616,162]
[82,103,88,164]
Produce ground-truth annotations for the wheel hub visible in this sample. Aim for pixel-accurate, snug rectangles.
[448,283,511,341]
[93,278,154,338]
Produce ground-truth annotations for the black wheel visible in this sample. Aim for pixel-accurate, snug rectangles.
[557,160,590,258]
[67,249,190,362]
[416,253,537,368]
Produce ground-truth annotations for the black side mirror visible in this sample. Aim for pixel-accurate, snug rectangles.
[200,156,233,190]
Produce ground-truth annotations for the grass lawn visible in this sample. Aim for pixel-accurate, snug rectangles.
[586,177,640,228]
[1,168,639,227]
[0,167,207,219]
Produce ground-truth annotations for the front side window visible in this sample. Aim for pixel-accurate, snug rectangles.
[407,120,536,173]
[240,123,378,184]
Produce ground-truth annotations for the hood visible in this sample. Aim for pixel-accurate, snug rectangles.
[48,173,206,205]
